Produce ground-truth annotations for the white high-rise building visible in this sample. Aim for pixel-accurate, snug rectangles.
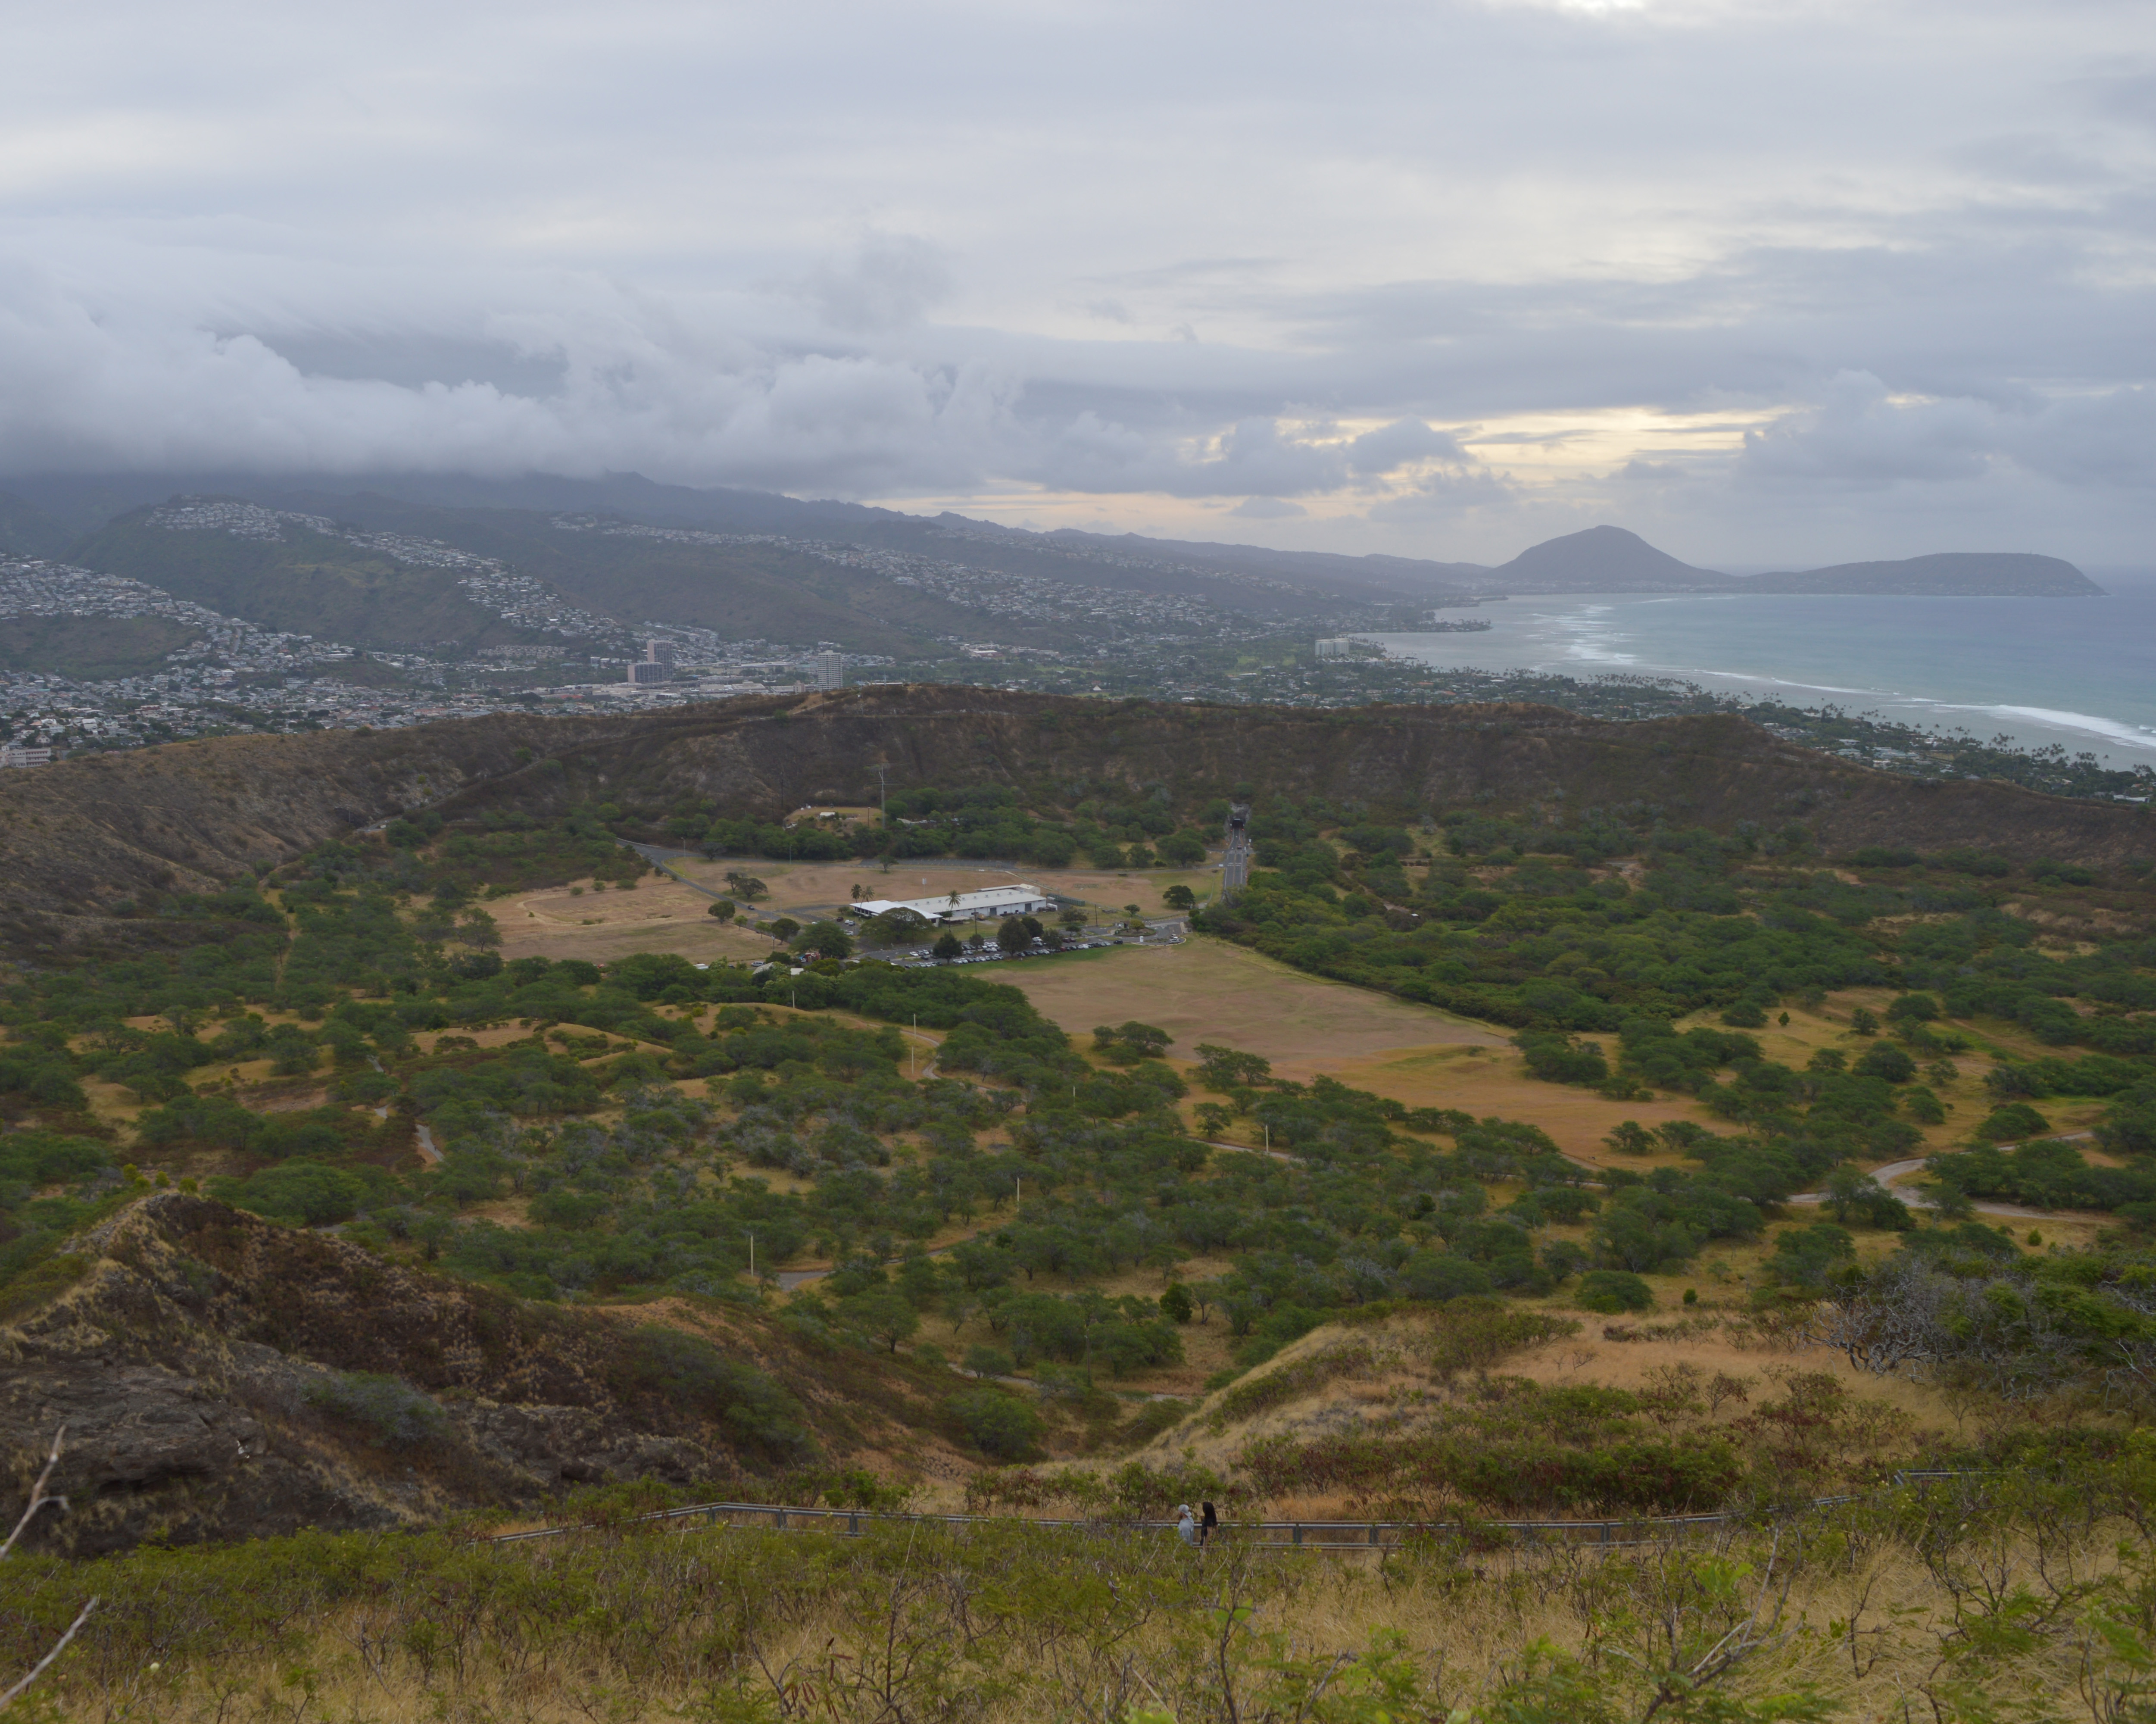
[814,651,846,690]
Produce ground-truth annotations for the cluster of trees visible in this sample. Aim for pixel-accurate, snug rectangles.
[1199,807,2155,1062]
[645,784,1218,871]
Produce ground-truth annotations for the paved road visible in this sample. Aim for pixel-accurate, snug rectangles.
[1787,1133,2095,1222]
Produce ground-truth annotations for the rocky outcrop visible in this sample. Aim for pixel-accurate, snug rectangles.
[0,1194,936,1554]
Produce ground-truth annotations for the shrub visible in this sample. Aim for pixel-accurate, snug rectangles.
[1427,1298,1580,1380]
[1576,1270,1655,1314]
[0,1252,89,1323]
[612,1326,814,1462]
[212,1160,370,1226]
[1974,1102,2052,1143]
[948,1387,1043,1460]
[1398,1250,1493,1302]
[1855,1043,1916,1084]
[303,1371,447,1447]
[1516,1032,1610,1087]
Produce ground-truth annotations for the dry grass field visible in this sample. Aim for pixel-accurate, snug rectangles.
[998,940,1504,1071]
[497,876,783,966]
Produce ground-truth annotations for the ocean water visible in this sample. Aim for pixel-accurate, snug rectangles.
[1369,577,2156,767]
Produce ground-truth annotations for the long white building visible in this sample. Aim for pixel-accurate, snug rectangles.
[850,884,1058,925]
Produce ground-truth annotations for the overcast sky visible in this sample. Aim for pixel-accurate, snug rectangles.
[3,0,2153,565]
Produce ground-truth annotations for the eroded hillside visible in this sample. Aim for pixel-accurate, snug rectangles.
[0,1190,958,1554]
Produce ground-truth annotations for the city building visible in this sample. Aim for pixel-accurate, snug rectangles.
[627,640,675,685]
[850,884,1058,925]
[1315,638,1353,659]
[0,746,52,768]
[814,650,845,690]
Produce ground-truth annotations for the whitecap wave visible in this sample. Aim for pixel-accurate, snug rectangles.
[1955,705,2156,752]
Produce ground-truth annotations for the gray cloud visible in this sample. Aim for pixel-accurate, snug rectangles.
[0,0,2151,563]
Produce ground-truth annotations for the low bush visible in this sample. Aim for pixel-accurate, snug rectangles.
[1576,1269,1655,1314]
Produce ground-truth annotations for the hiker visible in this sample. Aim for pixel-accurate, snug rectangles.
[1200,1502,1217,1546]
[1176,1504,1197,1546]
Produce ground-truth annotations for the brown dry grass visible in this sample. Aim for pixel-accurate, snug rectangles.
[998,939,1502,1071]
[62,1514,2141,1724]
[498,875,782,966]
[1141,1304,1981,1493]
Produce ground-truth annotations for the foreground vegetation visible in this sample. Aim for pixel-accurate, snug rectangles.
[12,1446,2156,1721]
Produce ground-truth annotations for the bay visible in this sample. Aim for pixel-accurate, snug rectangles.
[1368,578,2156,767]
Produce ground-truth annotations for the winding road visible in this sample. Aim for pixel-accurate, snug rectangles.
[1785,1133,2096,1223]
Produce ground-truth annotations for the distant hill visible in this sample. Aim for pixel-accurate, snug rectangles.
[0,489,73,559]
[1744,553,2103,597]
[1,471,2108,632]
[1475,525,1736,593]
[278,493,1078,652]
[0,615,203,679]
[68,504,524,651]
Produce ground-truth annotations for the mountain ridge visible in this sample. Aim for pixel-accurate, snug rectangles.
[1,687,2148,960]
[0,473,2109,641]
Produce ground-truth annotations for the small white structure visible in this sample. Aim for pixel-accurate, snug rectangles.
[814,650,846,690]
[852,884,1058,926]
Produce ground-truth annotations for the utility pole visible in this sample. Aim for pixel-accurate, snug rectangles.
[873,762,890,822]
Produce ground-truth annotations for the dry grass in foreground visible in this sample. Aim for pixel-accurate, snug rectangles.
[7,1453,2156,1722]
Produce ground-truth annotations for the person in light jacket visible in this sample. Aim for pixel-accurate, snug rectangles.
[1176,1504,1197,1546]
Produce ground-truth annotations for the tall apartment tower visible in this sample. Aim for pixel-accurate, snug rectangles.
[627,639,675,685]
[814,651,846,690]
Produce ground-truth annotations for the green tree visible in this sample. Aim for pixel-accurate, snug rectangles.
[839,1290,920,1354]
[932,932,965,961]
[1157,831,1206,867]
[794,920,854,960]
[861,908,927,948]
[706,898,737,922]
[1194,1043,1271,1089]
[963,1343,1015,1379]
[1163,883,1197,911]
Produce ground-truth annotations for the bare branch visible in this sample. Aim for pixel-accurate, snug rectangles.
[0,1424,68,1561]
[0,1596,98,1712]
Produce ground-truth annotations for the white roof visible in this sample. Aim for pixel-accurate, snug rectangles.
[853,884,1055,921]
